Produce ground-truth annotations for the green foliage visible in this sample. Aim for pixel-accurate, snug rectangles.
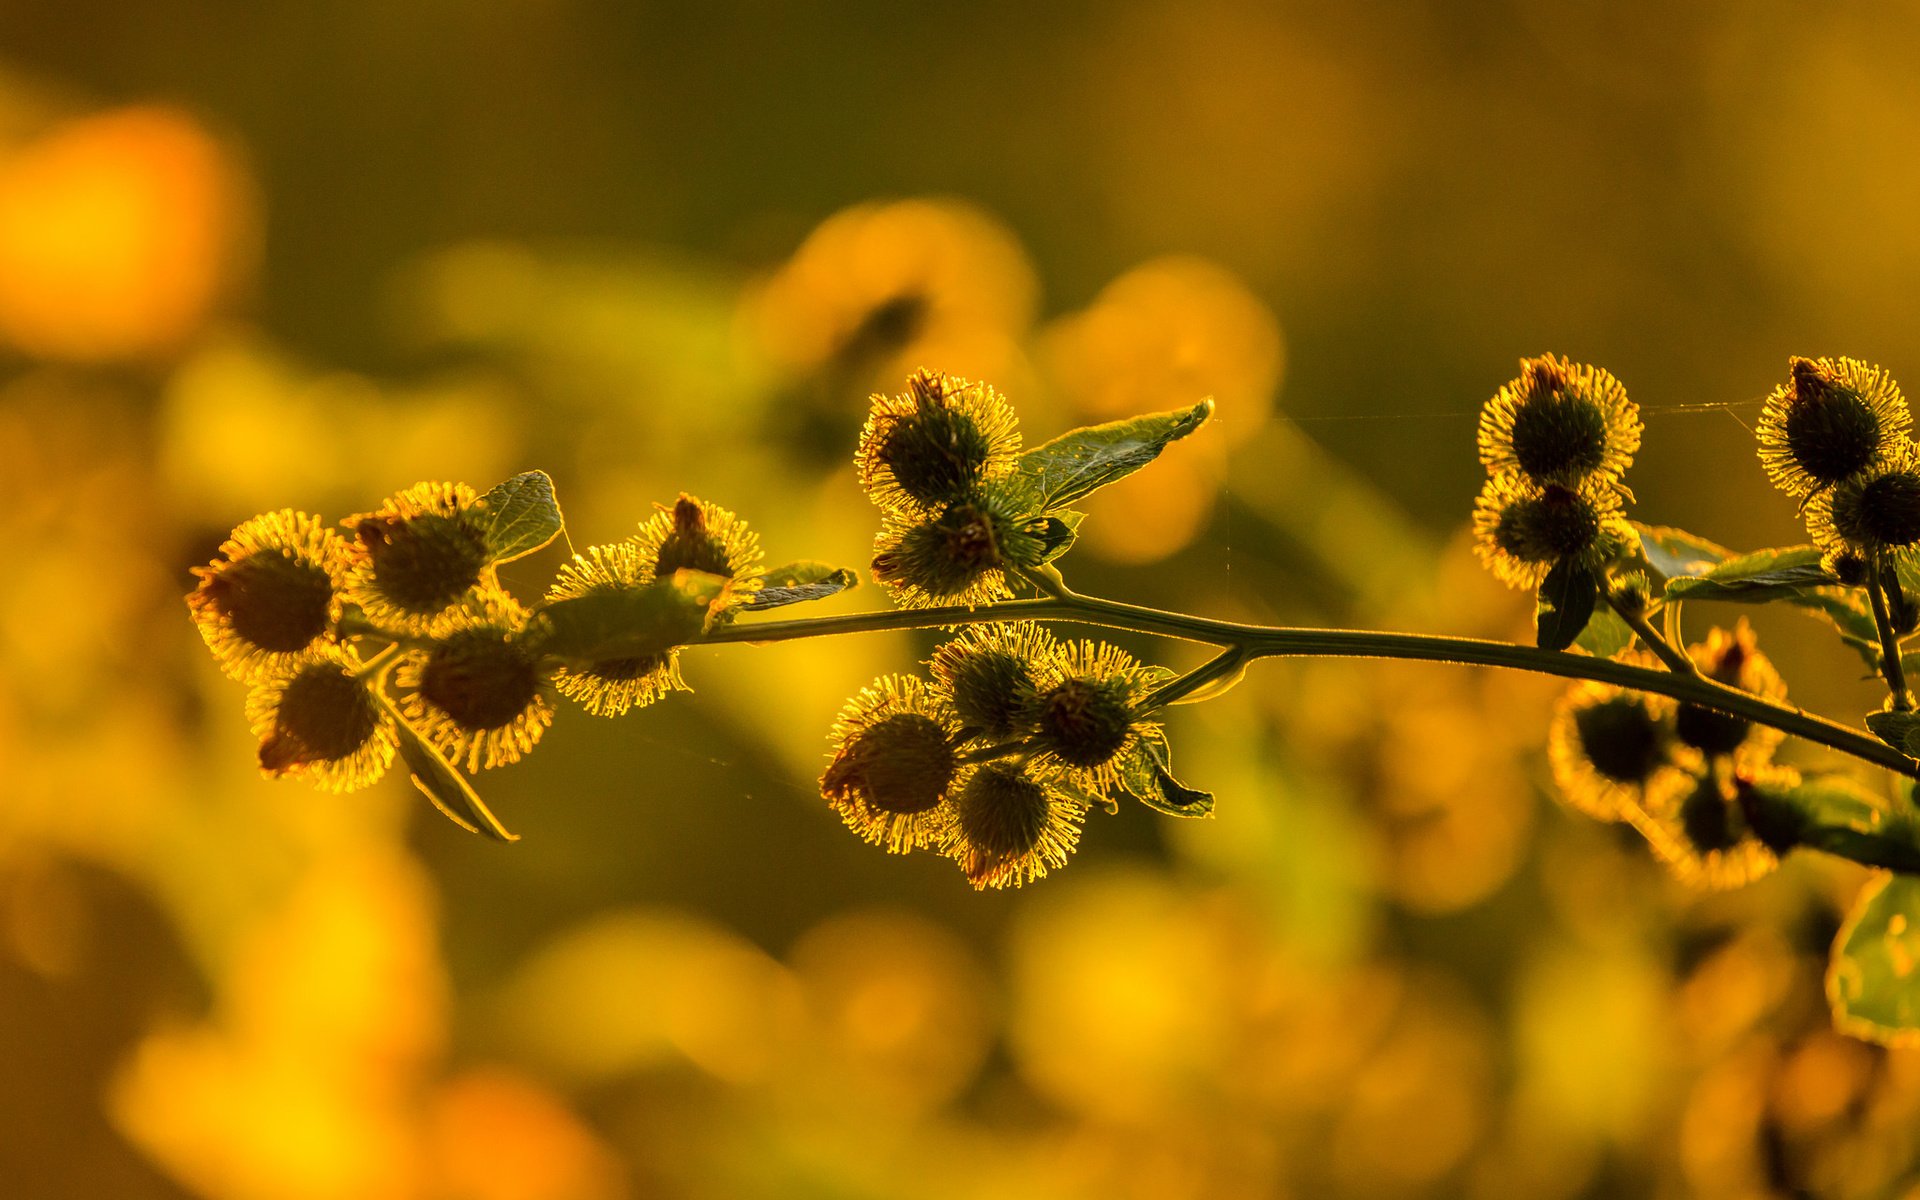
[1534,559,1599,652]
[1637,531,1880,662]
[1662,545,1836,601]
[1026,511,1086,565]
[1117,730,1215,818]
[746,561,858,610]
[1012,398,1213,511]
[529,571,727,662]
[1572,606,1635,658]
[1830,874,1920,1045]
[1866,710,1920,758]
[392,708,519,842]
[477,470,566,564]
[1632,522,1729,579]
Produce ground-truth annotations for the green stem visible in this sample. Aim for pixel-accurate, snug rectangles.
[1868,557,1914,711]
[1146,646,1251,710]
[700,592,1920,780]
[1604,590,1697,677]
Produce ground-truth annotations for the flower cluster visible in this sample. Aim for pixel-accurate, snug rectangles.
[820,623,1170,889]
[1549,621,1793,888]
[1757,357,1920,572]
[1471,354,1639,589]
[859,369,1040,607]
[188,478,766,800]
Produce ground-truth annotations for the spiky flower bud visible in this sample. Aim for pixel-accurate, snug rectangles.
[1477,354,1641,486]
[1638,770,1785,890]
[870,489,1037,608]
[1814,452,1920,558]
[343,482,496,636]
[246,651,396,792]
[189,510,350,680]
[820,676,960,853]
[928,622,1060,738]
[1027,640,1160,791]
[398,599,554,771]
[1674,620,1784,760]
[1471,475,1633,589]
[642,494,764,590]
[945,762,1086,889]
[1546,656,1694,822]
[1756,356,1910,499]
[855,370,1021,514]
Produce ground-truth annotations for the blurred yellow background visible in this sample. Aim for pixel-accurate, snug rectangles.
[4,3,1920,1197]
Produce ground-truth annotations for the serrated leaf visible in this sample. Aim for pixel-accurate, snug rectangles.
[477,470,565,564]
[1115,731,1215,819]
[1829,874,1920,1046]
[1573,606,1635,658]
[746,563,858,610]
[1663,545,1835,601]
[1012,398,1213,512]
[1866,710,1920,758]
[529,571,726,661]
[1641,533,1876,650]
[1633,523,1731,580]
[393,715,518,842]
[1536,560,1599,652]
[1027,511,1086,565]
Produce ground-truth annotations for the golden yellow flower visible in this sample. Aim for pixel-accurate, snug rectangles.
[342,481,501,637]
[1028,639,1162,795]
[633,494,764,607]
[820,675,960,854]
[398,595,554,772]
[869,489,1037,609]
[1477,354,1641,487]
[542,541,689,717]
[1546,657,1696,822]
[928,621,1063,739]
[942,761,1088,890]
[188,509,349,680]
[854,369,1021,516]
[1471,473,1634,589]
[1805,444,1920,563]
[1674,620,1786,764]
[1634,769,1786,890]
[246,648,397,792]
[1756,356,1910,500]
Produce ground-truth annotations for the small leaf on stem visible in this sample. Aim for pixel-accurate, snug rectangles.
[478,470,565,564]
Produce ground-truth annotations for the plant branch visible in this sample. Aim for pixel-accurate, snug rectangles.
[1869,557,1914,711]
[1604,589,1697,677]
[699,592,1920,780]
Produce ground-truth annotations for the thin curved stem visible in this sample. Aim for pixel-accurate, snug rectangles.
[1604,590,1696,677]
[698,592,1920,780]
[1868,556,1913,711]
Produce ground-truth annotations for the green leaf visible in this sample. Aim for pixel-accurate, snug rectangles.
[478,470,565,564]
[1829,874,1920,1046]
[1536,560,1599,652]
[746,561,857,611]
[1115,731,1215,819]
[1764,773,1920,872]
[1573,606,1635,658]
[1026,511,1086,565]
[530,571,726,661]
[1663,545,1835,601]
[393,714,518,842]
[1012,398,1213,512]
[1866,710,1920,758]
[1632,523,1731,580]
